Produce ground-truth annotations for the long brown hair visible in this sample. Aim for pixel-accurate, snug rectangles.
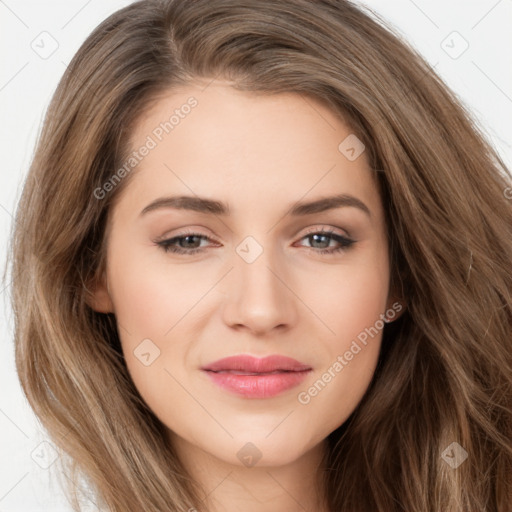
[8,0,512,510]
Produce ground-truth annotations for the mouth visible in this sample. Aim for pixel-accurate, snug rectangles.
[201,355,312,398]
[201,354,311,373]
[210,369,302,375]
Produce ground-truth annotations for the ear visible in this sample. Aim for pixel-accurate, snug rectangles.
[384,295,407,323]
[384,267,407,323]
[85,271,114,313]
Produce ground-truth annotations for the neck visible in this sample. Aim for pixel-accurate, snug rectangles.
[170,433,330,512]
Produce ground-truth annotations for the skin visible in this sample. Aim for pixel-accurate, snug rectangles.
[89,80,403,512]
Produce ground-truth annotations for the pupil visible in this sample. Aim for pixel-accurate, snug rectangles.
[182,235,199,248]
[311,234,328,249]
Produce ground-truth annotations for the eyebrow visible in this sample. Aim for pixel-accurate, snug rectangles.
[139,193,371,218]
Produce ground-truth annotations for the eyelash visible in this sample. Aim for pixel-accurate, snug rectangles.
[154,228,355,256]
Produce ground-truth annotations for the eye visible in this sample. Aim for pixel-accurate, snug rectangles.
[155,231,214,255]
[154,227,355,256]
[296,228,355,255]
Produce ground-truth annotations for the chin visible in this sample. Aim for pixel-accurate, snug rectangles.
[218,433,316,468]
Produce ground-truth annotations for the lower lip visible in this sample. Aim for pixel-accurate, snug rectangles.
[203,370,311,398]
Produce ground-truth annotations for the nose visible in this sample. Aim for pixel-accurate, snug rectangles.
[221,243,298,336]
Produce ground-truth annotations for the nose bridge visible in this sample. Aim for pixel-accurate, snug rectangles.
[235,235,284,303]
[222,234,296,333]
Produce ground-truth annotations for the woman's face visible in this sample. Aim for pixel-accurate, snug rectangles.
[91,81,397,468]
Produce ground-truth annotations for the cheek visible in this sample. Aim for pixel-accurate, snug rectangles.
[295,254,389,424]
[310,256,390,344]
[107,247,206,339]
[106,262,192,423]
[104,249,198,391]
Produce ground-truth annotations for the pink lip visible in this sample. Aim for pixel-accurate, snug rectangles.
[201,355,312,399]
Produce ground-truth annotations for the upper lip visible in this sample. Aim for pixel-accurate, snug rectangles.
[201,355,311,373]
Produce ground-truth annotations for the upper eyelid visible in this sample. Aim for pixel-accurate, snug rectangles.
[156,226,354,246]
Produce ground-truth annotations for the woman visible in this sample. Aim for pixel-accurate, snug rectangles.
[9,0,512,510]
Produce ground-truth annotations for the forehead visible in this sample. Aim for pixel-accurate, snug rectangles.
[113,81,382,223]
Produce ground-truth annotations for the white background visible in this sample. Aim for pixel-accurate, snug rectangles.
[1,0,511,510]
